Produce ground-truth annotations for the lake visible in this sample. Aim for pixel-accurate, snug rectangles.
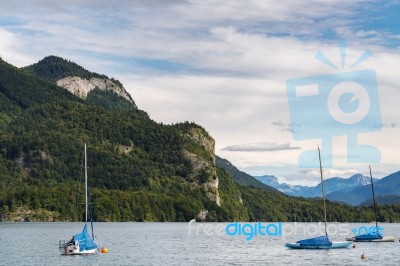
[0,222,399,265]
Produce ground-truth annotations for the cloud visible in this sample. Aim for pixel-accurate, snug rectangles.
[221,142,300,152]
[0,28,35,66]
[271,120,295,132]
[0,0,382,72]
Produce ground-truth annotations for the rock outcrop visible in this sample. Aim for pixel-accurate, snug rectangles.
[57,76,134,103]
[2,206,60,222]
[182,127,221,208]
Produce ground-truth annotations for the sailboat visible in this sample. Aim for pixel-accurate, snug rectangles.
[59,143,98,255]
[285,147,352,249]
[345,166,397,242]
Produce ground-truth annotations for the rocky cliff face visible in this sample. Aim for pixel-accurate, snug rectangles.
[182,127,221,210]
[57,76,134,104]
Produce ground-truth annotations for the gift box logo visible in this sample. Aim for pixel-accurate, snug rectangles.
[287,45,382,168]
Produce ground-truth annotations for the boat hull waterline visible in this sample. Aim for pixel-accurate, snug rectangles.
[285,241,353,249]
[345,236,397,242]
[59,246,97,255]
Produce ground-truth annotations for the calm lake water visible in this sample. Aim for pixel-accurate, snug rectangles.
[0,222,399,265]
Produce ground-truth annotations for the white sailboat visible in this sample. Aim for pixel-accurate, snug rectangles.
[285,147,352,249]
[345,166,397,242]
[59,143,98,255]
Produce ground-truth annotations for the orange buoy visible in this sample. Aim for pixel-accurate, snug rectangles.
[361,253,367,260]
[101,247,108,254]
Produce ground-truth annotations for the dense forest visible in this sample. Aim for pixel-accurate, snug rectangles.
[1,56,399,223]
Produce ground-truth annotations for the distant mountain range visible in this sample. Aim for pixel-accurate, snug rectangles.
[254,174,375,198]
[326,171,400,206]
[255,172,400,206]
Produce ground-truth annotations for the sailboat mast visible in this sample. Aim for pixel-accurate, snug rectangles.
[85,143,88,223]
[369,165,379,234]
[318,147,328,235]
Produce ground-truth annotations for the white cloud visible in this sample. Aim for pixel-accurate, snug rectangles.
[0,28,35,66]
[221,142,300,152]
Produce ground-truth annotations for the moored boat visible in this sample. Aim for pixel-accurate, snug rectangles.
[285,147,352,249]
[345,235,397,242]
[59,143,98,255]
[286,235,352,249]
[345,166,397,243]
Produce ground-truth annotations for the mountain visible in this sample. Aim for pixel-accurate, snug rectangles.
[254,175,310,196]
[215,156,278,192]
[253,175,279,187]
[1,55,399,223]
[0,57,77,110]
[23,56,136,113]
[255,174,376,198]
[1,56,245,221]
[326,171,400,206]
[360,195,400,206]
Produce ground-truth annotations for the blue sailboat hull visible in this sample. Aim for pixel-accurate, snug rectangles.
[285,235,352,249]
[346,235,397,242]
[285,241,352,249]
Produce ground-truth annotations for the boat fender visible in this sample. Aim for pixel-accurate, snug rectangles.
[101,247,108,253]
[64,246,69,255]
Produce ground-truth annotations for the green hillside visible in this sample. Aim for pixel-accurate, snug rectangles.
[1,56,399,223]
[0,57,227,221]
[23,55,110,83]
[0,58,77,109]
[216,156,278,192]
[86,88,137,113]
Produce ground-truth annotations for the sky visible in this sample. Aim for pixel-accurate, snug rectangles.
[1,0,399,185]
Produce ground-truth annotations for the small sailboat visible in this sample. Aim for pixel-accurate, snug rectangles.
[345,166,397,242]
[285,147,352,249]
[59,143,98,255]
